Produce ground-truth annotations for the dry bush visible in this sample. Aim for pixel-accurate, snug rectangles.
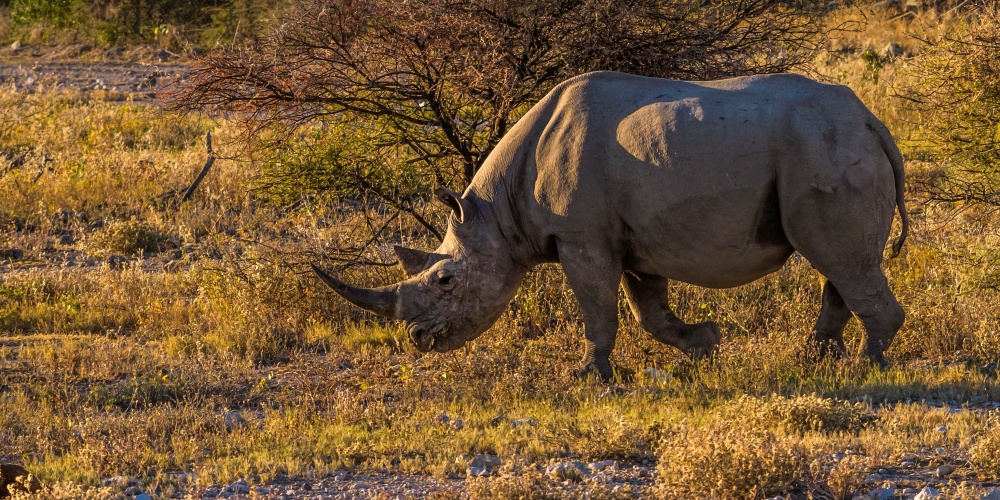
[88,217,169,256]
[970,416,1000,480]
[811,454,870,500]
[718,394,874,435]
[655,422,808,499]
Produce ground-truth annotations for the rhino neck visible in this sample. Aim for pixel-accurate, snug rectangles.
[466,178,552,269]
[466,126,558,267]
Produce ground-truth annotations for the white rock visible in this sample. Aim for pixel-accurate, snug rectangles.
[100,476,131,487]
[10,41,20,50]
[867,487,895,500]
[915,486,940,500]
[935,425,947,433]
[936,464,956,478]
[467,454,501,476]
[546,461,588,482]
[588,459,616,472]
[226,479,250,494]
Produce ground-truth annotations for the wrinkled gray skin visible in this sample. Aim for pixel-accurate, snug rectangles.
[313,71,908,381]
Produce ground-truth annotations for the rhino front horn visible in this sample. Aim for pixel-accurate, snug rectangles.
[310,263,400,318]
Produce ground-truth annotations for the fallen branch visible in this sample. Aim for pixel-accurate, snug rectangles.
[181,132,215,203]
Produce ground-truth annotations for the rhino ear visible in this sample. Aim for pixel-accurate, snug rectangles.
[434,186,474,223]
[393,245,433,277]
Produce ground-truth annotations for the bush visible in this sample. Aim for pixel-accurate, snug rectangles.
[656,421,807,499]
[90,218,167,256]
[971,417,1000,480]
[717,394,874,435]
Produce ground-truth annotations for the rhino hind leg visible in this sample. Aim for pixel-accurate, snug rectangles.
[622,271,721,361]
[558,243,623,381]
[825,269,904,365]
[810,280,853,357]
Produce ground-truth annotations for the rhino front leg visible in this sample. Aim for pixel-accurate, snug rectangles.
[558,243,623,381]
[622,271,721,361]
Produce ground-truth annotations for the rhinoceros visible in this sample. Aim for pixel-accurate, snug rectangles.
[312,71,908,380]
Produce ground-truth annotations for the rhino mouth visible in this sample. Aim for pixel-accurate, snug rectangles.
[408,323,445,352]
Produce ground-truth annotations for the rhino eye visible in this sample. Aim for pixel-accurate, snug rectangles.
[437,271,455,290]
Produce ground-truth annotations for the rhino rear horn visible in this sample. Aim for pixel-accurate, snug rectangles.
[310,263,400,318]
[393,245,433,276]
[435,186,474,223]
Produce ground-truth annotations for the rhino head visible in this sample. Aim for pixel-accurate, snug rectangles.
[312,187,527,352]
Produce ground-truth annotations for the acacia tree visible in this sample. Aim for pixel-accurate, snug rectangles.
[172,0,824,254]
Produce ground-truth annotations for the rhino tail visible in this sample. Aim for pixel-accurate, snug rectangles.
[871,121,908,257]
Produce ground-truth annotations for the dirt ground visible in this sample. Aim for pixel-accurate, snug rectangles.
[0,43,188,100]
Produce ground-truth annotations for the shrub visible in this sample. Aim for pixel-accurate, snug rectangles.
[971,416,1000,480]
[718,394,874,435]
[656,421,807,499]
[90,218,168,256]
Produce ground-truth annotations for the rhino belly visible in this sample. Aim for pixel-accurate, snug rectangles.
[621,185,795,289]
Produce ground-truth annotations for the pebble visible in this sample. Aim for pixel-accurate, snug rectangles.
[915,486,940,500]
[546,461,588,482]
[135,495,152,500]
[831,453,847,461]
[9,40,19,51]
[589,460,616,472]
[435,413,450,424]
[467,454,501,477]
[511,418,536,427]
[867,487,895,500]
[226,479,250,494]
[100,476,131,487]
[936,425,947,432]
[936,464,956,478]
[451,418,464,431]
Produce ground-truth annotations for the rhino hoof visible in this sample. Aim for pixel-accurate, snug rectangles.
[684,322,721,362]
[570,359,615,382]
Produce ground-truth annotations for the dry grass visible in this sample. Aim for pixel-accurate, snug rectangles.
[0,5,999,498]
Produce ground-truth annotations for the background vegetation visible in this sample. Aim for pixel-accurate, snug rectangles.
[0,1,1000,498]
